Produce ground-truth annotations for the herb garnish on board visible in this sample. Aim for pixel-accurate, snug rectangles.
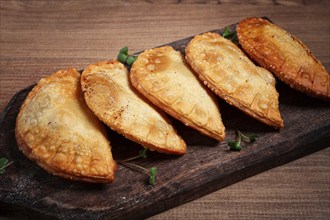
[0,157,13,175]
[228,130,259,151]
[119,148,157,185]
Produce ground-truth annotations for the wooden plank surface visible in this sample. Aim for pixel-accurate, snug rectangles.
[1,0,329,219]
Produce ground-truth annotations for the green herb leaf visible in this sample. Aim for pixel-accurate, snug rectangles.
[117,47,137,66]
[0,157,13,175]
[118,161,157,186]
[228,140,242,151]
[139,147,148,159]
[0,157,8,167]
[228,130,258,151]
[222,26,238,43]
[126,55,137,66]
[248,135,259,142]
[222,26,234,38]
[119,46,129,55]
[149,167,157,185]
[117,53,128,63]
[120,149,157,185]
[238,130,259,143]
[124,147,148,162]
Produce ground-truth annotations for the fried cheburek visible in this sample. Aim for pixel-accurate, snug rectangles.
[81,60,186,155]
[237,17,330,101]
[15,68,116,183]
[130,46,226,141]
[185,32,284,128]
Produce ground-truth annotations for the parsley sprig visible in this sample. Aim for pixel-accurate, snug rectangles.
[117,46,137,66]
[222,26,238,43]
[228,130,258,151]
[0,157,13,174]
[119,148,157,185]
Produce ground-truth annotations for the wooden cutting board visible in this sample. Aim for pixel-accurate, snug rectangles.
[1,21,329,219]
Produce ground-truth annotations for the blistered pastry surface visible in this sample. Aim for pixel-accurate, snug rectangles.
[130,46,225,141]
[81,60,186,155]
[237,17,330,100]
[185,32,283,128]
[15,68,116,183]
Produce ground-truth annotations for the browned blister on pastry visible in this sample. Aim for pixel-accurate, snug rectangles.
[81,60,186,155]
[15,68,116,183]
[237,17,330,101]
[130,46,225,141]
[185,32,283,128]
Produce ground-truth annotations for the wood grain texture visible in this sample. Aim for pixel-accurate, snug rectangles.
[1,0,329,113]
[1,0,329,219]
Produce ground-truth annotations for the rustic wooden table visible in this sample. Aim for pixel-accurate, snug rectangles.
[1,0,329,219]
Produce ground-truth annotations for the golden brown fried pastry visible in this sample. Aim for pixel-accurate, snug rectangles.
[237,17,330,101]
[81,60,186,155]
[15,68,116,183]
[130,46,225,141]
[185,32,283,128]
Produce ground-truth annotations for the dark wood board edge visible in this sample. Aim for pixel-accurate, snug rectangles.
[109,122,330,220]
[141,127,330,219]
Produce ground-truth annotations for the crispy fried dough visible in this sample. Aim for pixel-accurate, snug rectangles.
[185,32,283,128]
[81,60,186,155]
[237,17,330,101]
[15,68,116,183]
[130,46,225,141]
